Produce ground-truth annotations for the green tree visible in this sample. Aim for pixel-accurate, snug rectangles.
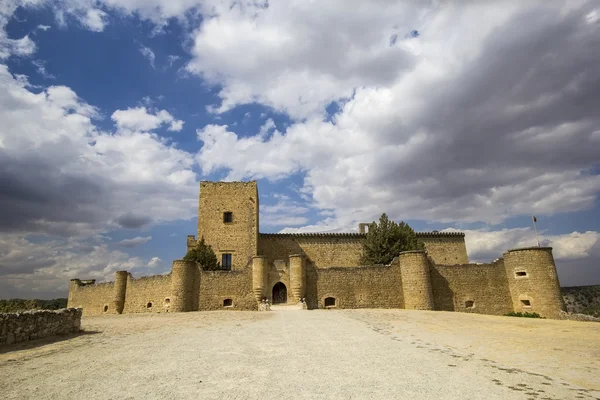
[360,213,425,265]
[183,237,221,271]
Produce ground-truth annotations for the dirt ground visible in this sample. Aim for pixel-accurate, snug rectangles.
[0,309,599,400]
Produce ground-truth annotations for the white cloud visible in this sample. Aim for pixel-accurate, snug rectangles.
[0,60,198,297]
[463,228,600,262]
[32,59,56,79]
[37,24,51,31]
[82,8,108,31]
[167,54,180,67]
[139,45,156,68]
[147,256,163,268]
[260,197,310,228]
[0,64,197,237]
[112,106,184,132]
[0,234,149,298]
[117,236,152,248]
[194,1,600,229]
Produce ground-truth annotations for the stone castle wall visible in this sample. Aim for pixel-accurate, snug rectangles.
[67,181,566,319]
[67,247,566,318]
[258,232,468,269]
[197,181,259,271]
[419,235,469,264]
[69,273,173,316]
[503,247,566,319]
[259,234,363,268]
[199,268,255,311]
[309,262,403,310]
[122,274,173,314]
[68,280,115,316]
[430,260,513,315]
[0,308,82,345]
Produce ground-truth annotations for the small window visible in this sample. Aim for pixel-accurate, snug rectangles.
[521,299,531,307]
[515,271,527,277]
[103,305,108,312]
[147,302,153,308]
[324,297,336,307]
[223,212,233,223]
[222,254,232,270]
[223,298,233,307]
[465,301,474,308]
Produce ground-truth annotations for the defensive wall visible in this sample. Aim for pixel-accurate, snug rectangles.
[68,180,566,319]
[0,308,82,345]
[68,247,565,319]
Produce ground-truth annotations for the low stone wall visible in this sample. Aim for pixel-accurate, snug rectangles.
[0,308,82,345]
[558,310,600,322]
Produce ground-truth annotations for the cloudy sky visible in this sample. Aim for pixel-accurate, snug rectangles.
[1,0,599,299]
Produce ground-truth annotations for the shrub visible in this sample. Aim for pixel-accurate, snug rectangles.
[360,213,425,265]
[504,311,544,318]
[183,237,221,271]
[0,298,68,313]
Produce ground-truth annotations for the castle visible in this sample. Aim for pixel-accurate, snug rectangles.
[68,181,567,318]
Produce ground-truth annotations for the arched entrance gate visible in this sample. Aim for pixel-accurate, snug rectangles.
[272,282,287,304]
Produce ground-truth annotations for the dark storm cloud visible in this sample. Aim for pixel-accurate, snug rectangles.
[556,241,600,286]
[115,214,153,229]
[374,3,600,200]
[0,149,112,235]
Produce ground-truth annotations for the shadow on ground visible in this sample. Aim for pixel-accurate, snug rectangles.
[0,330,101,354]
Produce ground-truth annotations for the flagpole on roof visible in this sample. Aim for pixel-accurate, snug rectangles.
[532,215,540,247]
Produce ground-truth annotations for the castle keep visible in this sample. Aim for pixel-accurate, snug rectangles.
[68,181,566,318]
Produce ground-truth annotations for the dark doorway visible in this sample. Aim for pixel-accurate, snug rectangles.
[272,282,287,304]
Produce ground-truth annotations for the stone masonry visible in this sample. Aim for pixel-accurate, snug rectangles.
[68,181,567,319]
[0,308,82,345]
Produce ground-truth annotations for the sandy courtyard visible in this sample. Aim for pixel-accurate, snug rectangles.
[1,309,599,400]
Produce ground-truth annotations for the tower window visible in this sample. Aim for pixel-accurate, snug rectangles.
[515,271,527,277]
[223,212,233,223]
[521,299,531,307]
[222,253,232,270]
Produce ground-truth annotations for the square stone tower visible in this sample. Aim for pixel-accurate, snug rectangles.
[197,181,259,270]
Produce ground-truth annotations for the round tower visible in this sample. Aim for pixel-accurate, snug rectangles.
[504,247,565,319]
[252,256,268,304]
[399,250,434,310]
[171,260,196,312]
[289,254,306,303]
[112,271,128,314]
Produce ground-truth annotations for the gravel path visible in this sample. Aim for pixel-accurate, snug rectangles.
[1,309,599,400]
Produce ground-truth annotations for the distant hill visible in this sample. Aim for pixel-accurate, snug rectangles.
[561,285,600,318]
[0,298,68,313]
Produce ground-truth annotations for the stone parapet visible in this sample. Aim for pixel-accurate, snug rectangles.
[0,308,82,345]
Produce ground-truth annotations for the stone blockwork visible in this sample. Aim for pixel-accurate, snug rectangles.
[199,268,255,311]
[259,234,364,268]
[0,308,81,345]
[419,235,469,265]
[68,280,115,316]
[123,274,173,314]
[430,260,513,316]
[310,262,403,310]
[67,181,567,319]
[399,251,434,310]
[504,247,566,319]
[197,181,259,271]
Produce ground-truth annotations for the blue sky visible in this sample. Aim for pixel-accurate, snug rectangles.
[0,0,599,298]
